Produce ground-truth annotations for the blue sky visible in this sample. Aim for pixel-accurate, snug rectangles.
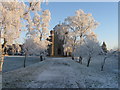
[20,2,118,49]
[43,2,118,49]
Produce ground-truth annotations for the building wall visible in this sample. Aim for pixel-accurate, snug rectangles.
[48,30,64,57]
[2,44,23,55]
[54,31,64,56]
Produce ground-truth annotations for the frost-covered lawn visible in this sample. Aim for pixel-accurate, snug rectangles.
[0,72,2,90]
[3,55,118,88]
[3,56,41,72]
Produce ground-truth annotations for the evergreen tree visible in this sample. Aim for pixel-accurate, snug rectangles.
[102,42,107,53]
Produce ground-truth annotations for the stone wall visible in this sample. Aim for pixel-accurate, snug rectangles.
[48,30,64,57]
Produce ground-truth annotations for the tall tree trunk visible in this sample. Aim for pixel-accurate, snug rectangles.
[87,56,91,67]
[79,56,82,64]
[24,53,27,68]
[40,55,43,61]
[40,52,43,61]
[2,38,7,55]
[0,38,7,71]
[0,43,4,72]
[101,56,107,71]
[72,56,74,60]
[71,46,76,60]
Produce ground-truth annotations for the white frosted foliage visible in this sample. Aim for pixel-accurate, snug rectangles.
[55,9,99,55]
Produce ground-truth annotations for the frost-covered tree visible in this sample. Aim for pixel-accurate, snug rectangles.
[55,9,99,58]
[26,7,51,60]
[74,36,102,67]
[33,10,51,40]
[0,1,24,71]
[23,36,49,67]
[23,38,35,67]
[101,49,117,71]
[34,39,49,61]
[0,1,44,71]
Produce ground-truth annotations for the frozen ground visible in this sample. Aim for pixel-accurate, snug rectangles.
[2,55,118,88]
[3,56,40,72]
[0,72,2,90]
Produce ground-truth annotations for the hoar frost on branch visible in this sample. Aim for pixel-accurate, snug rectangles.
[55,9,99,57]
[24,37,49,56]
[23,37,49,67]
[0,0,43,49]
[0,2,24,45]
[74,36,103,67]
[24,1,51,62]
[32,9,51,41]
[0,0,46,71]
[0,1,26,71]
